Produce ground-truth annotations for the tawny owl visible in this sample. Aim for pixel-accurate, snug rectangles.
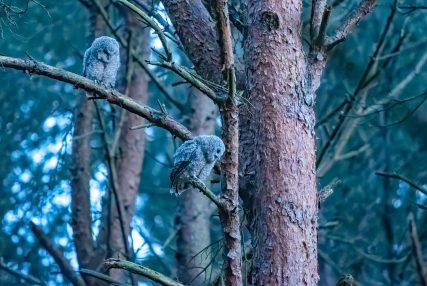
[83,36,120,88]
[170,135,225,195]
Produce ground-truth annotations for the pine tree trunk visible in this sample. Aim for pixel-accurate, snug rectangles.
[241,1,318,284]
[162,0,320,284]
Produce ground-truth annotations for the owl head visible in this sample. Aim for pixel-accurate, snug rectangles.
[92,36,120,63]
[198,135,225,163]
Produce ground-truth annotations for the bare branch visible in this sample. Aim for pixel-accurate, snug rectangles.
[0,259,46,285]
[358,53,427,117]
[327,0,377,47]
[399,6,427,15]
[94,103,131,259]
[118,0,172,61]
[77,0,92,8]
[104,259,185,286]
[80,269,129,286]
[316,5,397,170]
[147,60,223,103]
[213,0,234,70]
[315,5,331,46]
[0,55,193,140]
[408,213,427,286]
[375,172,427,196]
[187,177,222,209]
[30,222,86,286]
[310,0,327,40]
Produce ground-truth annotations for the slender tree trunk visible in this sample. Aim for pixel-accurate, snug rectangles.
[71,2,150,284]
[241,1,318,285]
[176,88,216,285]
[70,97,94,269]
[70,4,107,284]
[106,9,150,283]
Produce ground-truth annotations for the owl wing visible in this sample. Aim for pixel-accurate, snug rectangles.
[170,140,198,188]
[170,160,191,188]
[82,48,90,76]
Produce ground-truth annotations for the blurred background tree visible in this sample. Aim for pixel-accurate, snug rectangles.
[0,0,427,285]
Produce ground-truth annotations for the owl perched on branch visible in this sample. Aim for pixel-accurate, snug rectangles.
[170,135,225,195]
[83,36,120,88]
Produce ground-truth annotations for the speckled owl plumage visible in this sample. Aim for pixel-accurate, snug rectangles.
[170,135,225,195]
[83,36,120,88]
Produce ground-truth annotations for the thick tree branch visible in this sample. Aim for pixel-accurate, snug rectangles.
[327,0,378,47]
[30,222,86,286]
[104,259,185,286]
[0,56,193,140]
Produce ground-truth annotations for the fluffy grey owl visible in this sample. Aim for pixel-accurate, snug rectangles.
[170,135,225,195]
[83,36,120,88]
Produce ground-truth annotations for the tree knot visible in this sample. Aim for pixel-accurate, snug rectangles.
[260,11,280,31]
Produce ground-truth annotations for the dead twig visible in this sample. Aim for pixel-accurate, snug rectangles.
[104,258,185,286]
[30,222,86,286]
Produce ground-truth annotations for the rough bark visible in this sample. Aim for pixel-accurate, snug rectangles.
[161,0,223,83]
[218,93,242,286]
[176,88,216,285]
[213,1,243,285]
[241,1,318,285]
